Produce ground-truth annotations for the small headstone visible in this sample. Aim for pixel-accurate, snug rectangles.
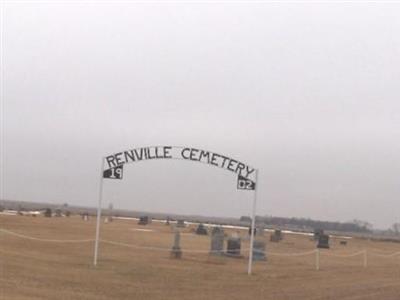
[317,234,330,249]
[211,226,224,235]
[104,217,109,223]
[176,220,185,228]
[44,208,52,218]
[248,227,257,236]
[195,224,208,235]
[82,212,89,221]
[171,230,182,259]
[270,229,283,242]
[138,216,149,225]
[252,240,267,261]
[256,225,265,237]
[225,237,242,258]
[210,227,224,255]
[314,229,324,241]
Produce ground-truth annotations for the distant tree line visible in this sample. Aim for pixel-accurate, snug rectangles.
[240,215,373,233]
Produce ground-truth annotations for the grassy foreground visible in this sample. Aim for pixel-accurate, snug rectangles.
[1,215,400,300]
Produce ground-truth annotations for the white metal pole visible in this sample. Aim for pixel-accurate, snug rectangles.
[247,169,259,275]
[93,158,105,266]
[0,1,4,205]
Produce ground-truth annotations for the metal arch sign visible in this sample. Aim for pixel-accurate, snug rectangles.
[102,146,256,190]
[95,145,259,275]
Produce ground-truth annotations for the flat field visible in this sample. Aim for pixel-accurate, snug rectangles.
[1,215,400,300]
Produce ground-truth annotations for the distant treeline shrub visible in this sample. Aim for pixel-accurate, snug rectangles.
[240,216,372,233]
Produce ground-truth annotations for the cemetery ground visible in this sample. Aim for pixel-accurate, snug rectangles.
[1,215,400,300]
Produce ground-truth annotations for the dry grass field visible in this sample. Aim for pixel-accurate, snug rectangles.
[1,214,400,300]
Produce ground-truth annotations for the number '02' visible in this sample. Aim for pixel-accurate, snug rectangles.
[238,178,254,190]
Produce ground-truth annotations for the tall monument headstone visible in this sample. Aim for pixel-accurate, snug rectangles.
[82,212,89,221]
[176,220,185,228]
[195,223,208,235]
[44,208,52,218]
[210,227,224,255]
[138,216,149,225]
[171,230,182,259]
[226,237,242,258]
[317,234,330,249]
[314,229,324,241]
[270,229,283,242]
[256,225,265,237]
[252,240,267,261]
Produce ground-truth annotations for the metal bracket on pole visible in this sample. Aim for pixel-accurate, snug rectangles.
[93,158,105,266]
[247,169,259,275]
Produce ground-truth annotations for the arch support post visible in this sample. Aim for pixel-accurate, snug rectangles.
[93,158,105,266]
[247,169,259,275]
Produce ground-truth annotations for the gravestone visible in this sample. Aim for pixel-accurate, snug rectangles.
[317,234,330,249]
[171,230,182,259]
[270,229,283,242]
[212,226,224,235]
[314,229,324,241]
[138,216,149,225]
[82,212,89,221]
[176,220,186,228]
[195,224,208,235]
[256,225,265,237]
[44,208,52,218]
[210,227,224,255]
[225,237,242,258]
[252,240,267,261]
[248,227,257,236]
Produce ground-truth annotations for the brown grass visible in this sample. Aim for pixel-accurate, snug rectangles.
[1,215,400,300]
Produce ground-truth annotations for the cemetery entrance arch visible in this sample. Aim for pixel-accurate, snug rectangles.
[94,146,259,274]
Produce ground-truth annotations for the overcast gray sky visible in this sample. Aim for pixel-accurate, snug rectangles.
[1,1,399,229]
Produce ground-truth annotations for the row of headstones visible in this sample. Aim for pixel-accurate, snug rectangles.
[122,215,343,250]
[92,212,346,251]
[80,213,337,248]
[43,208,71,217]
[138,216,280,242]
[93,214,335,250]
[197,225,344,250]
[138,216,177,226]
[145,217,272,260]
[201,224,284,246]
[89,213,339,250]
[172,227,267,261]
